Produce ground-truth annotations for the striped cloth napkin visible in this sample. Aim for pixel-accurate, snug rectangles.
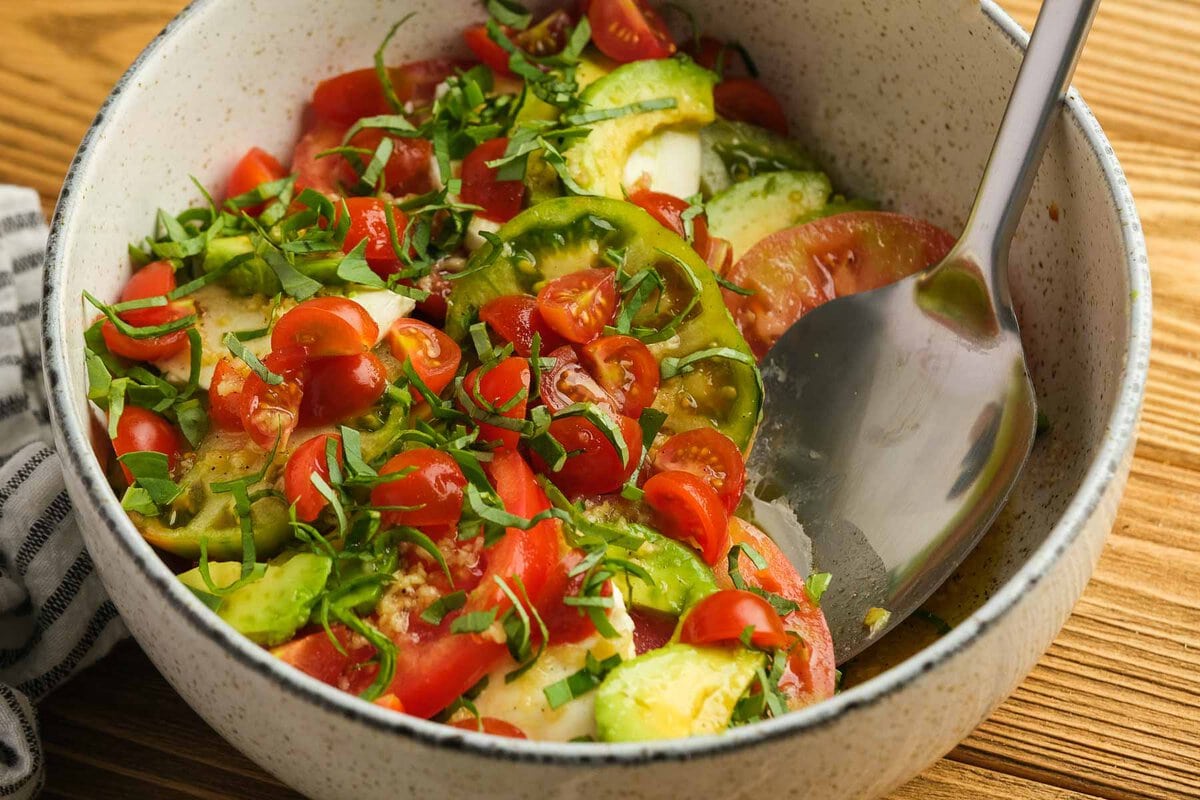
[0,185,128,798]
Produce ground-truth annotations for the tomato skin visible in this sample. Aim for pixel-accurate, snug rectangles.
[241,347,308,450]
[724,212,957,359]
[580,335,659,417]
[679,589,791,650]
[539,345,615,414]
[387,318,462,397]
[531,414,643,498]
[713,77,789,136]
[715,518,836,707]
[461,357,530,450]
[272,626,377,695]
[642,470,729,565]
[338,196,409,274]
[461,138,526,224]
[337,128,433,197]
[208,358,247,432]
[479,295,566,357]
[100,261,193,362]
[464,11,573,76]
[291,121,348,196]
[536,268,617,345]
[225,147,287,215]
[271,296,379,357]
[588,0,676,63]
[629,189,725,270]
[300,352,387,426]
[311,60,471,126]
[463,24,514,75]
[371,448,467,531]
[449,717,528,738]
[651,428,746,513]
[284,433,343,522]
[111,405,184,484]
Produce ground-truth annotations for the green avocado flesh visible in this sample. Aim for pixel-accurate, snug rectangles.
[445,196,763,449]
[178,553,332,646]
[203,235,341,296]
[595,643,764,742]
[699,120,820,198]
[706,170,832,260]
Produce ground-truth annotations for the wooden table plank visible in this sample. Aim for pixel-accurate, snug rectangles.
[2,1,1197,798]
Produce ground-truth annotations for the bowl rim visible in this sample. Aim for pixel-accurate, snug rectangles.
[41,0,1151,767]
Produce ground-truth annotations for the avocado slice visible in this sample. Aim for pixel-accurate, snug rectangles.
[595,516,718,615]
[706,171,832,260]
[594,643,764,741]
[203,234,342,297]
[445,196,762,450]
[567,57,717,198]
[178,553,333,646]
[792,195,878,226]
[515,51,616,124]
[699,120,819,198]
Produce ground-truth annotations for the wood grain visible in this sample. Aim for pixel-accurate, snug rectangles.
[2,1,1197,798]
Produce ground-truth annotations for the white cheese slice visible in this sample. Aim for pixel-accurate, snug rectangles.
[622,128,702,200]
[471,586,637,742]
[465,215,504,252]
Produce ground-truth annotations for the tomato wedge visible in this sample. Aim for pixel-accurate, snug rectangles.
[371,448,467,531]
[337,196,409,275]
[462,357,530,450]
[271,626,376,695]
[629,189,729,274]
[539,345,615,414]
[225,147,287,214]
[580,335,659,417]
[479,295,566,357]
[337,128,433,197]
[112,406,184,484]
[536,268,617,344]
[531,414,642,498]
[642,470,729,565]
[588,0,676,63]
[461,138,526,224]
[724,212,957,359]
[300,352,387,426]
[241,347,307,450]
[651,428,746,513]
[714,77,789,136]
[463,24,515,75]
[284,433,343,522]
[291,121,348,196]
[679,589,791,650]
[100,261,193,362]
[387,318,463,396]
[208,358,247,432]
[271,296,378,357]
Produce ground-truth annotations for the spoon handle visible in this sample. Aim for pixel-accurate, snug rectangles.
[958,0,1101,298]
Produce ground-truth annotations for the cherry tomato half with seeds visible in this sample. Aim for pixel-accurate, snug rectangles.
[461,357,530,450]
[300,352,387,426]
[225,147,288,215]
[208,358,248,432]
[479,295,566,357]
[642,470,729,565]
[100,261,193,362]
[449,718,528,738]
[241,347,308,450]
[111,405,184,485]
[580,335,659,417]
[387,318,462,397]
[679,589,791,650]
[536,268,617,344]
[336,196,410,275]
[270,296,379,358]
[588,0,676,63]
[461,138,526,224]
[371,448,468,531]
[539,345,615,414]
[651,428,746,513]
[531,414,642,498]
[284,433,344,523]
[714,77,789,136]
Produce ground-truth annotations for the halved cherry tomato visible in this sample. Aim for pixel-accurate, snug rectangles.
[337,196,410,275]
[713,77,789,136]
[241,347,307,450]
[642,470,729,565]
[651,428,745,513]
[462,357,530,450]
[387,318,462,396]
[531,414,642,498]
[461,138,526,224]
[588,0,675,63]
[100,261,193,362]
[284,433,343,522]
[580,335,659,417]
[463,24,514,75]
[208,358,247,432]
[539,345,614,414]
[371,448,467,531]
[715,518,836,707]
[337,128,433,197]
[271,296,378,357]
[310,60,469,127]
[111,405,184,484]
[291,121,348,196]
[271,626,376,695]
[449,717,528,738]
[679,589,790,650]
[479,295,566,357]
[724,212,957,359]
[464,9,574,76]
[225,147,288,215]
[536,268,617,344]
[629,189,729,271]
[300,352,386,426]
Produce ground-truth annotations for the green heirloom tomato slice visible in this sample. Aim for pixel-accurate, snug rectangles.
[446,196,763,450]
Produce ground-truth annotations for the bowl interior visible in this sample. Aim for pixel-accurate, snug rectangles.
[46,0,1137,741]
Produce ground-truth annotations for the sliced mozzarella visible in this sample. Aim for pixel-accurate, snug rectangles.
[471,586,637,742]
[465,215,503,252]
[344,287,416,338]
[623,128,702,199]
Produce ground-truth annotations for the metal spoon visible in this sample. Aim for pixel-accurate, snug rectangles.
[748,0,1099,663]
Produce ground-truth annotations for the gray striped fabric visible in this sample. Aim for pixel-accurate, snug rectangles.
[0,186,128,797]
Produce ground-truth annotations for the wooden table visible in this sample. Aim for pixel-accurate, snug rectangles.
[2,1,1196,797]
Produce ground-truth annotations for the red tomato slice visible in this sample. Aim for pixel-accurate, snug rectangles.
[241,347,307,450]
[387,318,462,397]
[714,77,789,136]
[225,147,288,215]
[371,448,467,531]
[531,414,642,498]
[461,138,526,224]
[449,717,528,738]
[461,357,530,450]
[337,128,433,197]
[208,358,247,432]
[271,296,378,357]
[100,261,193,362]
[291,121,348,196]
[642,470,729,565]
[539,345,614,414]
[651,428,746,513]
[284,433,343,522]
[536,268,617,344]
[271,626,377,695]
[337,196,409,275]
[463,24,515,75]
[111,405,184,484]
[300,352,387,426]
[392,58,475,106]
[715,517,836,707]
[580,335,659,417]
[679,589,790,650]
[588,0,676,63]
[390,634,508,720]
[479,295,566,357]
[724,212,957,359]
[310,60,470,127]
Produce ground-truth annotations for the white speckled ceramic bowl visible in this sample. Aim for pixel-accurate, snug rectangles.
[42,1,1150,797]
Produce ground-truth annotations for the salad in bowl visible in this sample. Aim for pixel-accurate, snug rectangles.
[81,0,956,743]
